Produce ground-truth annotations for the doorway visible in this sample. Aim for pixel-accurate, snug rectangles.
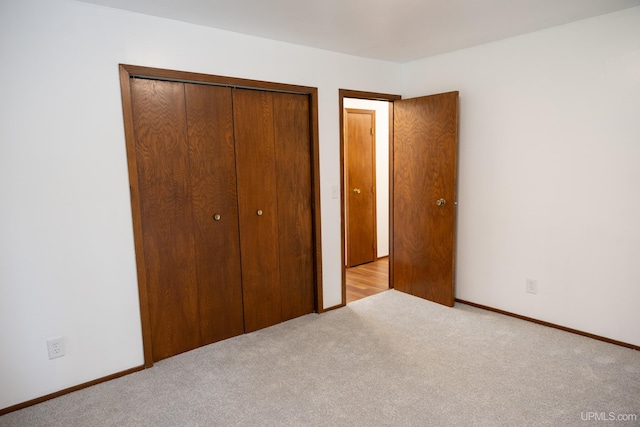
[339,89,460,307]
[340,90,400,304]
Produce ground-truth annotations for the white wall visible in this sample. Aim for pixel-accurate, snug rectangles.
[0,0,402,409]
[403,7,640,346]
[343,98,390,258]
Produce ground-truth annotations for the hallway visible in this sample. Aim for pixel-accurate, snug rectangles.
[345,258,389,303]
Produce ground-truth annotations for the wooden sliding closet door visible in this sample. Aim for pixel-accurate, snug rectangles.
[273,93,315,321]
[131,79,245,361]
[128,75,316,360]
[130,79,201,361]
[184,84,244,345]
[233,89,283,332]
[233,89,315,331]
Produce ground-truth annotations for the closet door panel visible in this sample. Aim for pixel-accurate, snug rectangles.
[130,79,200,361]
[233,89,282,332]
[272,93,315,320]
[185,84,245,344]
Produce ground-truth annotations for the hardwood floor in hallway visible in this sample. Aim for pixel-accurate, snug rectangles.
[346,257,389,304]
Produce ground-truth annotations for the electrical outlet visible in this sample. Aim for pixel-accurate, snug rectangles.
[526,279,538,295]
[47,336,65,359]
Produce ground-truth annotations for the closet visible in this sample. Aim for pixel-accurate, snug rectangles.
[126,73,316,362]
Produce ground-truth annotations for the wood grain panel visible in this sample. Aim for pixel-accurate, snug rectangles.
[184,83,245,344]
[233,89,282,332]
[393,92,458,307]
[272,92,315,321]
[130,78,201,361]
[345,109,377,267]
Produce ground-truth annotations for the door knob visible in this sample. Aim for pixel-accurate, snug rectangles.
[257,209,263,216]
[436,198,446,206]
[213,213,221,221]
[353,188,361,194]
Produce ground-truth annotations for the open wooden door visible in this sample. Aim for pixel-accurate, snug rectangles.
[392,91,459,307]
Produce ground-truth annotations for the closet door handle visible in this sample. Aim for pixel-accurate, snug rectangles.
[213,213,221,221]
[257,209,263,216]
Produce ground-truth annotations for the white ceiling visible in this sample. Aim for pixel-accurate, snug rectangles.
[78,0,640,63]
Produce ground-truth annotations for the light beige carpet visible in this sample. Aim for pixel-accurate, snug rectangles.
[2,290,639,426]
